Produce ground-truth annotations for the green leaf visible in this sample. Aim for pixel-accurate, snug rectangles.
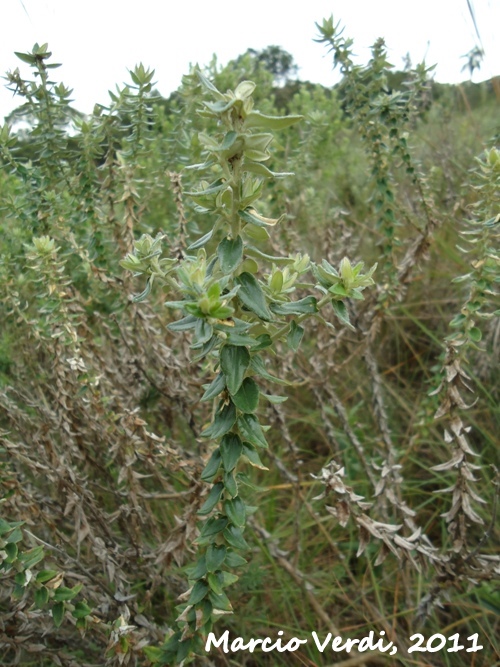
[220,130,238,151]
[469,327,482,342]
[261,393,287,404]
[221,571,239,587]
[197,70,225,99]
[12,584,25,599]
[241,442,269,470]
[15,571,26,586]
[4,542,17,562]
[186,555,207,580]
[166,299,192,310]
[224,497,246,528]
[186,179,226,199]
[242,224,270,243]
[235,80,256,100]
[15,51,37,65]
[175,638,193,665]
[72,601,92,619]
[201,401,236,439]
[157,632,181,663]
[198,516,228,539]
[242,160,293,179]
[220,433,243,472]
[250,355,291,385]
[223,525,249,550]
[270,270,284,293]
[187,229,213,251]
[143,646,163,663]
[232,377,259,412]
[244,111,303,130]
[192,334,218,362]
[53,584,82,602]
[208,589,233,611]
[348,287,364,301]
[200,448,222,482]
[331,300,355,331]
[252,333,273,351]
[238,208,285,229]
[235,471,266,491]
[270,296,318,316]
[35,586,49,608]
[184,608,201,626]
[217,236,243,274]
[450,314,467,328]
[52,601,65,627]
[287,320,304,351]
[223,471,238,497]
[237,414,268,449]
[132,277,153,303]
[0,518,23,536]
[220,345,250,395]
[198,483,224,515]
[235,272,273,321]
[201,373,226,402]
[207,572,223,595]
[36,570,58,584]
[329,283,349,297]
[6,527,23,544]
[225,332,261,347]
[193,319,213,346]
[245,245,295,265]
[197,599,213,627]
[188,580,209,605]
[209,304,234,319]
[205,545,226,572]
[243,149,270,162]
[239,258,259,274]
[18,546,44,569]
[216,317,252,334]
[225,551,247,568]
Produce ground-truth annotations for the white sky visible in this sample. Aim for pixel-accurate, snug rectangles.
[1,0,499,119]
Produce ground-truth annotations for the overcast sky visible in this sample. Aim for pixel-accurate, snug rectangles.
[1,0,498,119]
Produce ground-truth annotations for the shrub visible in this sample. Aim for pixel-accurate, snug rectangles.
[1,25,498,666]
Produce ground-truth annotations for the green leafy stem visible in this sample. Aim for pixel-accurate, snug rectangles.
[121,71,376,664]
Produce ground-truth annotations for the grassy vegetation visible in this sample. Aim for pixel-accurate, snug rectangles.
[0,25,499,667]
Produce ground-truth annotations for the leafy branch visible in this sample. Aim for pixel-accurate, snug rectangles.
[121,71,376,664]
